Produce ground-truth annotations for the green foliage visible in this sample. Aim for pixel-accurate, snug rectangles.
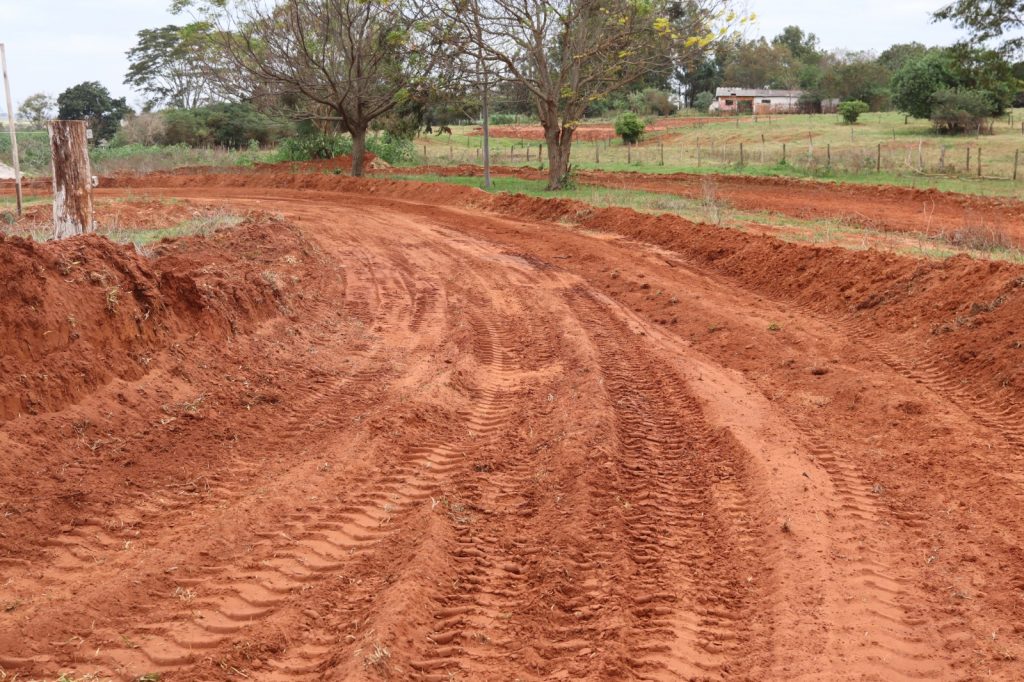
[891,47,1018,119]
[838,100,870,124]
[366,133,416,165]
[490,114,518,125]
[820,56,891,110]
[0,132,53,175]
[158,103,291,148]
[892,51,957,119]
[934,0,1024,55]
[18,93,55,128]
[929,88,997,133]
[57,81,133,144]
[275,133,352,162]
[694,91,715,112]
[124,23,215,109]
[614,112,646,144]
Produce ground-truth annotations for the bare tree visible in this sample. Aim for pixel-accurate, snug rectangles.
[177,0,447,176]
[429,0,743,189]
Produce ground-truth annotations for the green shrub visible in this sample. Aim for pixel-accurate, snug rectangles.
[694,91,715,113]
[929,88,996,133]
[0,131,51,175]
[275,133,352,162]
[837,100,870,124]
[366,133,416,165]
[159,103,291,148]
[614,112,645,144]
[643,89,677,116]
[489,114,517,125]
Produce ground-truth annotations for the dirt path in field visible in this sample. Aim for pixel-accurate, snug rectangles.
[2,176,1023,681]
[396,163,1024,245]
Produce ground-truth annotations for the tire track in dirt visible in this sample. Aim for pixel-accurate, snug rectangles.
[81,241,450,679]
[566,288,764,680]
[0,236,430,679]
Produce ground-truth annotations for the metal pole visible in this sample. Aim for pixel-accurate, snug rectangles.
[1,44,23,216]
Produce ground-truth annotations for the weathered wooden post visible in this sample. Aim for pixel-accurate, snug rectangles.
[48,120,94,239]
[1014,149,1019,181]
[1,43,22,216]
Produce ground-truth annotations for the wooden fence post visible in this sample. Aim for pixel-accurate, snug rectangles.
[782,143,786,164]
[966,147,971,172]
[595,142,599,164]
[627,143,631,164]
[826,143,831,169]
[659,142,664,166]
[739,142,744,166]
[876,143,881,172]
[1,43,22,216]
[1014,149,1019,181]
[977,148,982,177]
[48,120,94,239]
[697,142,701,168]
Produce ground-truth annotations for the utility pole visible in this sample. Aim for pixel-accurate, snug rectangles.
[1,43,23,216]
[472,0,491,189]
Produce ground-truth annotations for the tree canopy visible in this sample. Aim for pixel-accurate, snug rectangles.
[57,82,132,144]
[125,23,218,109]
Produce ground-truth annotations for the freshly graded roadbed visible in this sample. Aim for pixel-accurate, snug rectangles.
[1,170,1023,680]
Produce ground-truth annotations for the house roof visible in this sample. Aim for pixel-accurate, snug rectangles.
[715,88,804,98]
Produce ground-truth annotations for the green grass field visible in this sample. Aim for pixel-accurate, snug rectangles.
[5,109,1024,199]
[410,110,1024,198]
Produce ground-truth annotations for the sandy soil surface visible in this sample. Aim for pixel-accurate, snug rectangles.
[1,169,1023,681]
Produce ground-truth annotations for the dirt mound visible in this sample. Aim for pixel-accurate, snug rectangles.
[390,163,1024,245]
[0,214,322,421]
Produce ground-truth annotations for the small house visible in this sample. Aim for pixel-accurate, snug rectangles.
[711,88,804,114]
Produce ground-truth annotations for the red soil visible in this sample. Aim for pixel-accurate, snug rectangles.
[398,163,1024,245]
[2,168,1024,680]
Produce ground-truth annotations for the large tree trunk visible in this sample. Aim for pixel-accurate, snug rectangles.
[48,120,94,239]
[544,125,574,190]
[351,127,368,177]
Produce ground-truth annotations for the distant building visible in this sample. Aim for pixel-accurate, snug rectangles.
[711,88,805,114]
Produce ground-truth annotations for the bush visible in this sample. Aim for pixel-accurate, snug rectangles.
[0,131,51,175]
[366,133,416,165]
[837,100,870,124]
[275,133,352,162]
[643,89,677,116]
[489,114,517,125]
[625,89,677,116]
[161,103,291,148]
[614,112,645,144]
[694,91,714,113]
[929,88,996,134]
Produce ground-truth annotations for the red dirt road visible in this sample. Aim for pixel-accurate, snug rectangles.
[2,173,1024,681]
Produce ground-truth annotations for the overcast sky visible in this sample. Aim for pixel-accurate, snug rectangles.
[0,0,971,113]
